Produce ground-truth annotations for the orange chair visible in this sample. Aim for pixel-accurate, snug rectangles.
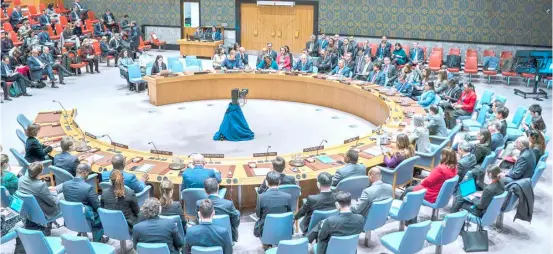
[68,50,87,75]
[150,32,166,50]
[448,48,461,56]
[466,48,477,58]
[138,36,151,51]
[58,5,71,14]
[369,43,378,57]
[500,51,513,59]
[521,73,536,87]
[464,56,478,82]
[91,40,101,56]
[432,47,443,56]
[83,20,93,35]
[88,11,99,23]
[1,10,9,22]
[428,54,442,72]
[27,5,41,19]
[2,22,13,32]
[6,8,13,18]
[483,49,495,57]
[39,4,46,12]
[58,15,68,28]
[47,25,60,40]
[402,45,410,57]
[9,31,22,47]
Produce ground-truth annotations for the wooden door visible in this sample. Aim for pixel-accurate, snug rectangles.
[240,3,313,54]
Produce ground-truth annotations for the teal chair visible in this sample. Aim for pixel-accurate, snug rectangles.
[380,156,420,198]
[16,228,65,254]
[423,175,459,221]
[128,64,146,91]
[314,234,360,254]
[16,191,62,227]
[145,61,154,75]
[363,198,393,246]
[167,57,180,69]
[1,186,11,207]
[16,129,27,145]
[213,214,232,244]
[496,192,518,229]
[474,89,494,111]
[185,65,202,72]
[159,215,185,240]
[171,61,185,73]
[0,231,17,244]
[462,104,490,131]
[98,208,133,253]
[10,148,52,176]
[59,200,92,236]
[265,237,308,254]
[415,139,449,171]
[430,125,461,147]
[466,191,507,230]
[494,95,507,104]
[181,188,208,218]
[380,220,432,254]
[507,106,527,129]
[191,246,223,254]
[186,58,202,68]
[307,209,338,232]
[389,189,427,231]
[480,152,497,172]
[137,243,170,254]
[279,184,301,212]
[531,161,547,188]
[426,211,468,254]
[260,212,294,245]
[61,234,115,254]
[49,165,98,187]
[17,114,32,130]
[335,175,369,200]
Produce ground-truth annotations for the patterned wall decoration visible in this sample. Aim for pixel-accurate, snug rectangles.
[200,0,236,28]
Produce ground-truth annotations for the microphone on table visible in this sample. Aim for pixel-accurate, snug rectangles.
[265,145,272,162]
[102,134,117,153]
[52,100,70,126]
[148,142,160,159]
[316,140,327,156]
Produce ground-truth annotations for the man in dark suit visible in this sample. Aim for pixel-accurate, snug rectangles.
[28,48,58,88]
[1,56,32,96]
[293,54,313,73]
[254,171,292,239]
[381,36,392,52]
[318,34,328,51]
[308,191,364,254]
[306,34,320,57]
[257,156,296,194]
[69,6,81,22]
[329,59,352,78]
[409,42,425,65]
[103,9,117,32]
[456,141,477,180]
[501,137,536,185]
[331,150,366,187]
[94,20,111,40]
[367,63,386,86]
[266,42,278,60]
[101,154,148,193]
[186,199,232,254]
[10,5,25,28]
[37,27,52,46]
[452,166,505,217]
[343,53,356,71]
[352,167,393,217]
[40,47,72,85]
[62,163,105,242]
[53,137,79,176]
[354,54,373,80]
[382,57,398,86]
[295,172,336,233]
[197,178,241,242]
[375,42,391,62]
[316,49,336,73]
[426,105,448,137]
[495,106,509,137]
[133,198,184,254]
[181,154,221,191]
[488,120,505,151]
[340,38,356,58]
[236,47,248,67]
[39,9,51,27]
[74,0,88,20]
[333,34,343,49]
[1,32,14,55]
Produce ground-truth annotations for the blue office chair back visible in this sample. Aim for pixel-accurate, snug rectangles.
[326,234,360,254]
[10,148,29,175]
[476,90,494,110]
[480,152,496,172]
[167,57,180,69]
[336,175,369,200]
[15,191,50,226]
[171,61,185,73]
[186,55,197,60]
[191,246,223,254]
[510,106,527,129]
[128,64,143,80]
[382,155,419,186]
[136,185,152,207]
[364,198,393,231]
[447,125,462,146]
[16,228,57,254]
[475,104,490,127]
[17,114,32,130]
[181,188,208,216]
[0,230,17,244]
[159,215,185,240]
[261,212,294,245]
[185,65,202,72]
[398,220,431,253]
[432,210,468,245]
[502,192,518,213]
[145,66,153,76]
[186,58,201,67]
[16,129,27,145]
[531,162,547,188]
[432,175,458,207]
[60,200,91,233]
[494,95,507,104]
[61,234,98,254]
[539,151,549,163]
[137,243,170,254]
[307,209,338,232]
[145,61,154,70]
[272,238,308,254]
[279,184,301,212]
[97,208,132,241]
[49,165,74,185]
[396,189,427,220]
[520,113,533,131]
[480,191,508,227]
[1,186,11,207]
[213,214,232,244]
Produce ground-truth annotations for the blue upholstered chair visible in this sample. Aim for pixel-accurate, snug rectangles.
[480,152,497,172]
[213,214,232,244]
[186,58,202,68]
[363,198,393,246]
[10,148,52,177]
[167,57,180,69]
[430,125,461,147]
[507,106,527,129]
[170,61,185,73]
[466,191,507,230]
[137,243,170,254]
[191,246,223,254]
[415,139,449,171]
[474,90,494,111]
[16,191,62,227]
[97,208,133,253]
[494,95,507,104]
[260,212,294,245]
[496,192,518,229]
[59,200,92,236]
[335,175,369,200]
[17,114,32,130]
[380,156,420,198]
[49,165,99,188]
[265,237,308,254]
[426,210,468,254]
[136,185,152,207]
[128,64,146,91]
[16,228,65,254]
[181,188,208,219]
[531,162,547,188]
[0,231,17,244]
[1,186,11,208]
[389,189,427,231]
[279,184,301,212]
[16,129,27,146]
[307,209,338,232]
[423,175,459,221]
[462,104,490,131]
[159,215,185,240]
[61,234,115,254]
[380,220,432,254]
[314,234,360,254]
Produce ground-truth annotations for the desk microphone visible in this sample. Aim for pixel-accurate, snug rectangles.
[148,142,160,159]
[316,140,327,156]
[52,100,70,126]
[102,134,117,153]
[265,145,272,162]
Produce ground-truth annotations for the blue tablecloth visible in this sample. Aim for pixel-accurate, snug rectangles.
[213,103,255,141]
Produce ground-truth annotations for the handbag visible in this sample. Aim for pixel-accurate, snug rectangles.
[460,217,489,252]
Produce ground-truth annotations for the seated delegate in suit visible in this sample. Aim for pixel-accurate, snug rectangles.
[257,156,296,194]
[438,79,462,116]
[331,149,366,187]
[28,49,58,88]
[17,162,60,232]
[9,6,25,28]
[196,178,241,242]
[25,124,53,163]
[212,47,227,69]
[266,42,278,60]
[417,81,438,109]
[409,42,425,65]
[80,39,100,74]
[394,64,414,95]
[1,56,32,96]
[156,180,187,233]
[307,191,364,254]
[455,141,477,181]
[488,120,505,152]
[382,57,398,86]
[181,154,221,190]
[101,170,140,229]
[236,47,248,67]
[39,9,52,27]
[133,198,184,254]
[383,133,415,169]
[294,172,336,233]
[151,55,168,75]
[367,63,385,86]
[63,164,105,242]
[391,42,408,65]
[316,49,337,73]
[40,46,72,85]
[375,41,391,62]
[409,115,432,153]
[500,136,536,185]
[186,199,232,254]
[53,136,79,176]
[118,49,135,86]
[306,34,320,57]
[452,166,505,217]
[256,55,279,70]
[340,38,356,58]
[1,154,18,195]
[100,36,119,64]
[103,9,117,32]
[94,20,112,40]
[221,50,244,70]
[293,54,313,73]
[329,59,351,78]
[101,154,148,193]
[210,27,221,41]
[276,47,291,71]
[353,54,373,80]
[254,171,292,241]
[353,167,393,217]
[473,129,492,164]
[426,105,448,137]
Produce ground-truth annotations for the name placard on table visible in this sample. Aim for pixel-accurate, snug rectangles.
[303,145,324,153]
[111,142,129,149]
[150,150,173,156]
[202,153,225,159]
[343,136,359,144]
[85,132,97,139]
[253,152,277,157]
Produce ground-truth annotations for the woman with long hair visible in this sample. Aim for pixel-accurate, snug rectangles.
[474,129,492,164]
[383,133,415,168]
[159,180,187,233]
[276,47,291,71]
[212,47,226,69]
[528,130,546,160]
[101,170,140,229]
[434,70,449,94]
[391,42,407,65]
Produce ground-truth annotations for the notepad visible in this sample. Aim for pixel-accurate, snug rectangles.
[363,147,383,156]
[253,168,271,176]
[316,155,335,164]
[135,164,154,173]
[87,154,104,162]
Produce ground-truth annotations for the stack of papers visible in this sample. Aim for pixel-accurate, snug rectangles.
[86,154,104,162]
[363,147,384,156]
[253,168,271,176]
[316,155,336,164]
[135,164,154,173]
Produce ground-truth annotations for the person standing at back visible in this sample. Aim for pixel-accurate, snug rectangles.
[257,156,296,194]
[331,150,366,187]
[294,172,336,234]
[101,154,148,193]
[53,136,79,176]
[254,171,292,244]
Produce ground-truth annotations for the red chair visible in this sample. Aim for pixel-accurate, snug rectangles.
[521,73,536,87]
[68,50,87,75]
[448,48,460,56]
[91,41,101,57]
[1,9,9,22]
[464,56,478,82]
[428,54,442,72]
[39,4,46,12]
[88,11,99,23]
[58,5,71,15]
[58,15,68,28]
[83,20,92,35]
[466,48,477,58]
[432,47,443,55]
[6,8,13,18]
[47,25,60,41]
[138,36,151,51]
[9,31,22,47]
[483,49,495,57]
[27,5,41,19]
[150,32,166,50]
[500,51,513,59]
[2,22,13,32]
[369,43,378,57]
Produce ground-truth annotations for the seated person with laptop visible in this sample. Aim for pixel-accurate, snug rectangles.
[1,195,23,236]
[451,165,505,217]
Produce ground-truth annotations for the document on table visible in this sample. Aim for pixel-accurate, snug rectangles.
[363,147,384,156]
[316,155,336,164]
[253,168,271,176]
[86,154,104,162]
[135,164,154,173]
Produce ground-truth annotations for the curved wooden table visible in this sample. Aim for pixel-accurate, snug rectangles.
[37,73,425,208]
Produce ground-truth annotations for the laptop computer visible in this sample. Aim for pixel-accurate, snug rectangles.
[3,195,23,220]
[459,178,482,202]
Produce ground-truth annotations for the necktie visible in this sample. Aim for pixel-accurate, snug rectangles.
[371,71,378,82]
[4,64,12,75]
[414,50,418,61]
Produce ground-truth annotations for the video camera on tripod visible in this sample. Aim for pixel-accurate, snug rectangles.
[231,88,249,106]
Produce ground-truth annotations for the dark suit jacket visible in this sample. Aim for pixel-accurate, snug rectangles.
[254,188,292,237]
[69,11,80,22]
[53,151,79,176]
[367,70,386,86]
[185,222,232,254]
[376,46,391,60]
[103,13,116,24]
[294,191,336,233]
[40,52,56,65]
[38,31,51,45]
[151,62,167,75]
[1,39,14,54]
[268,50,278,60]
[196,195,241,242]
[306,40,320,57]
[471,180,505,217]
[317,54,337,72]
[331,163,366,187]
[10,10,22,27]
[94,23,106,36]
[236,52,248,66]
[1,62,15,80]
[257,173,296,194]
[62,177,100,211]
[491,132,505,151]
[382,63,398,84]
[409,48,425,63]
[315,212,364,254]
[340,43,356,57]
[25,137,52,163]
[27,56,47,81]
[17,175,60,218]
[474,143,491,165]
[100,188,140,228]
[133,217,184,254]
[457,154,477,181]
[39,14,50,26]
[508,148,537,180]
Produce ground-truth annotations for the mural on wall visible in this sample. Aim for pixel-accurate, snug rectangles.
[201,0,236,28]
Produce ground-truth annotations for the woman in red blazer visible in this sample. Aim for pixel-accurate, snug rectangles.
[276,47,291,71]
[445,82,477,128]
